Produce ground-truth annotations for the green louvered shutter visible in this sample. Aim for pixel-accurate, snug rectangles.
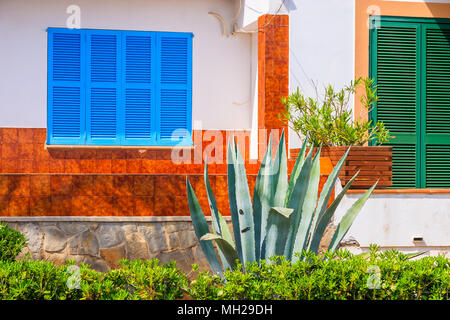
[423,24,450,187]
[371,21,421,188]
[85,30,122,145]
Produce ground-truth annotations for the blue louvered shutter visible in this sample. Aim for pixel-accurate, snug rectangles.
[85,30,122,145]
[156,32,193,145]
[47,29,86,144]
[122,32,156,145]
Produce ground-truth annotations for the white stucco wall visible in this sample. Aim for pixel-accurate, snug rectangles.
[334,191,450,254]
[288,0,355,148]
[0,0,254,130]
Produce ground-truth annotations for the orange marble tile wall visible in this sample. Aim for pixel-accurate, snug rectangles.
[0,174,251,217]
[0,128,259,175]
[0,127,333,217]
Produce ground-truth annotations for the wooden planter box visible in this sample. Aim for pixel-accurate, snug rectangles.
[290,146,393,189]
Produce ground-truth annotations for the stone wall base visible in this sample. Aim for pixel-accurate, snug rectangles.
[3,217,391,273]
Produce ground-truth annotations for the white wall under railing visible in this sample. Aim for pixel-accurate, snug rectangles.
[333,190,450,256]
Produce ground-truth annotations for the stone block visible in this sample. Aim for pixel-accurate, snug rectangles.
[69,230,99,256]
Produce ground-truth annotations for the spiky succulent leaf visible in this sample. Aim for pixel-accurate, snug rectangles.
[328,182,377,252]
[186,178,222,275]
[272,130,288,207]
[227,138,243,262]
[270,207,294,218]
[200,233,239,270]
[286,137,308,205]
[283,148,314,260]
[264,207,294,260]
[405,251,427,260]
[308,172,359,253]
[309,147,351,242]
[290,148,322,262]
[204,158,235,269]
[234,140,256,265]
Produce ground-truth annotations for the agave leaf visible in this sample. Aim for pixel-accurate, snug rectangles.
[286,136,308,205]
[264,207,293,260]
[252,135,273,261]
[269,207,294,218]
[186,178,222,275]
[308,147,351,242]
[356,252,371,260]
[227,138,243,262]
[405,251,427,260]
[308,172,359,253]
[227,138,255,265]
[200,233,239,270]
[217,212,234,248]
[328,182,378,252]
[204,156,221,235]
[233,140,256,265]
[204,158,235,269]
[283,147,314,260]
[290,148,322,262]
[272,130,288,207]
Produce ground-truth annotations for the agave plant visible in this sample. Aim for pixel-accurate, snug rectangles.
[186,131,376,275]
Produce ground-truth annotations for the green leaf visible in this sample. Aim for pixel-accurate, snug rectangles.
[272,130,288,207]
[328,182,378,252]
[204,158,235,270]
[186,178,222,275]
[405,251,427,260]
[308,171,359,253]
[227,138,243,262]
[227,138,255,265]
[264,207,293,260]
[286,135,308,205]
[290,147,322,262]
[200,234,239,270]
[309,147,351,242]
[233,140,256,265]
[252,135,273,261]
[269,207,294,218]
[283,147,314,260]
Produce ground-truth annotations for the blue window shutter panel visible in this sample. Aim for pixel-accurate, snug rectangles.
[122,32,156,145]
[85,30,122,145]
[47,28,86,145]
[157,32,193,146]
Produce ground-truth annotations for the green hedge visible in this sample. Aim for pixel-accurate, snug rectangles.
[189,250,449,300]
[0,222,27,262]
[0,250,448,300]
[0,259,187,300]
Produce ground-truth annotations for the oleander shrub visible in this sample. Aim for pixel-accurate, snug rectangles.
[0,259,187,300]
[0,222,27,262]
[188,249,449,300]
[0,250,448,300]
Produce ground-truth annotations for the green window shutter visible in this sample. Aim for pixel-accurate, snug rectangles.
[423,24,450,187]
[371,21,421,188]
